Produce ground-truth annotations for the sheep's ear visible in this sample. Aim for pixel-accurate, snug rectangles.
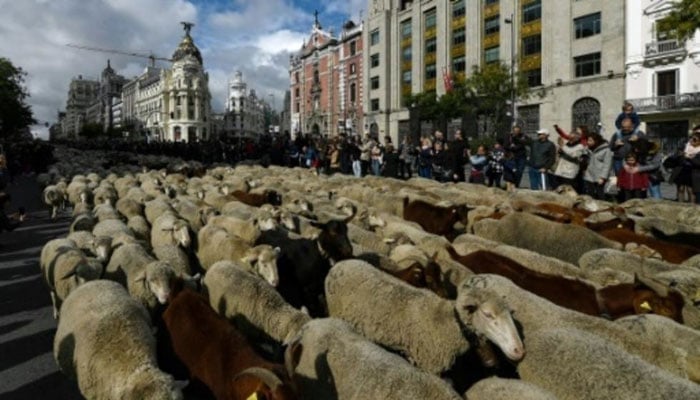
[241,253,258,264]
[134,270,147,283]
[273,246,281,255]
[173,380,189,391]
[60,266,78,280]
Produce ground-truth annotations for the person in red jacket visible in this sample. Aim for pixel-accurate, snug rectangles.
[617,152,649,201]
[554,124,589,147]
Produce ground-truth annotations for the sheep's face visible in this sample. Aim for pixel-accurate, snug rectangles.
[144,262,176,304]
[257,216,278,231]
[279,212,298,232]
[172,222,191,248]
[93,237,113,262]
[250,246,281,287]
[457,291,525,362]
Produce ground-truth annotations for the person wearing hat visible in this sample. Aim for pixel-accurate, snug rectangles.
[527,128,557,190]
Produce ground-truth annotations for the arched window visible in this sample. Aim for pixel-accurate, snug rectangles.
[350,82,356,103]
[571,97,600,133]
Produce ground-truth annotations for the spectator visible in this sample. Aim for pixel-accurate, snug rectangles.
[555,124,590,192]
[398,136,414,179]
[0,154,8,191]
[417,137,434,179]
[610,117,645,175]
[468,145,488,184]
[382,144,400,178]
[327,143,340,174]
[0,192,25,235]
[359,134,374,176]
[554,124,589,146]
[370,141,384,176]
[432,141,450,182]
[552,130,586,189]
[614,101,641,131]
[527,128,557,190]
[582,132,613,200]
[617,152,649,201]
[349,136,362,177]
[685,128,700,204]
[636,138,664,199]
[506,125,529,187]
[502,150,518,192]
[449,129,468,182]
[486,141,505,188]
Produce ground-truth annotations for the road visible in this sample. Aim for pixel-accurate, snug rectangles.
[0,174,81,399]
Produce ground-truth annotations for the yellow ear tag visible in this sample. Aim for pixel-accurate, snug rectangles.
[639,301,652,312]
[246,393,259,400]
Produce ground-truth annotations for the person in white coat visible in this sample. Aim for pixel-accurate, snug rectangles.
[553,130,586,189]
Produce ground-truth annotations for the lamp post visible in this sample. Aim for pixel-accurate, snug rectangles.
[504,13,517,132]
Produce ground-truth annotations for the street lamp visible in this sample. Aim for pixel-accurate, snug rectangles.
[504,14,517,132]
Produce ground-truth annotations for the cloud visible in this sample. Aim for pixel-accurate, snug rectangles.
[0,0,363,127]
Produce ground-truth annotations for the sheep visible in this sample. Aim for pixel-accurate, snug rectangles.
[203,261,310,346]
[172,196,217,233]
[462,274,699,382]
[144,198,176,225]
[105,243,177,312]
[53,280,186,400]
[464,377,558,400]
[127,215,151,243]
[161,276,297,400]
[69,213,97,233]
[288,318,463,400]
[43,184,67,220]
[66,231,112,262]
[579,248,682,278]
[116,197,144,219]
[40,238,104,318]
[151,212,191,250]
[93,184,118,206]
[93,203,122,222]
[92,219,136,243]
[517,327,700,400]
[206,214,264,244]
[152,244,192,277]
[472,212,621,265]
[325,260,524,377]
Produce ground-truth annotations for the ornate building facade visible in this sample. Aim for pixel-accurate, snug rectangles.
[223,71,267,139]
[61,75,99,138]
[365,0,625,144]
[289,14,364,138]
[625,0,700,152]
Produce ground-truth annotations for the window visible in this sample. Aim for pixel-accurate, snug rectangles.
[401,19,412,39]
[370,29,380,45]
[371,53,380,68]
[525,68,542,87]
[425,37,437,54]
[295,72,299,83]
[453,0,466,18]
[313,70,320,83]
[350,63,357,74]
[574,52,601,77]
[350,83,356,103]
[402,46,412,62]
[371,76,380,90]
[350,41,356,55]
[425,8,437,29]
[295,102,299,112]
[402,70,412,84]
[574,12,601,39]
[522,35,541,56]
[484,46,500,63]
[656,69,678,96]
[425,63,437,79]
[371,99,380,111]
[522,0,541,23]
[453,55,466,73]
[485,15,500,35]
[485,0,498,5]
[453,27,466,45]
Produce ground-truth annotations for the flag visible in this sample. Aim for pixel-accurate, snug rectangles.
[442,67,454,92]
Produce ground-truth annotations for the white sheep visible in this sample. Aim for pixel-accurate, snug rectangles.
[518,327,700,400]
[40,238,104,318]
[116,197,144,219]
[43,184,67,220]
[464,377,558,400]
[289,318,463,400]
[150,212,191,250]
[53,280,186,399]
[203,260,310,345]
[325,260,525,375]
[462,274,700,382]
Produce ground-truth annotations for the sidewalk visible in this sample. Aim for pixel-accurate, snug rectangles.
[0,174,81,399]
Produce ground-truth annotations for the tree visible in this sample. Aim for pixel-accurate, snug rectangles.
[0,58,35,141]
[657,0,700,42]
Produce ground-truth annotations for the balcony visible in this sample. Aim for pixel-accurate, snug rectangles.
[644,39,687,64]
[628,92,700,113]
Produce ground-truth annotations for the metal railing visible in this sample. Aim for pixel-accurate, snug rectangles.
[645,39,684,57]
[628,92,700,112]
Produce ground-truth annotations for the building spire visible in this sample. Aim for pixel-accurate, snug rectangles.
[313,10,321,29]
[180,21,194,36]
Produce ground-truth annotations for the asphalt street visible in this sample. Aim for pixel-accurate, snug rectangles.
[0,174,81,399]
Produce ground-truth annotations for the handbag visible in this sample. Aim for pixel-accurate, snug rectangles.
[604,176,618,196]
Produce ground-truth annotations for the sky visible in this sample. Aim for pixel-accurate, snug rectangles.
[0,0,366,135]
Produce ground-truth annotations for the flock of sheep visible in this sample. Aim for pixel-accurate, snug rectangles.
[37,145,700,399]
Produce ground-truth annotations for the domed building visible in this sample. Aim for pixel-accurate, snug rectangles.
[121,22,212,143]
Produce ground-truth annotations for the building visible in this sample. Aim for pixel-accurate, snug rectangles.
[279,90,292,135]
[98,60,127,131]
[625,0,700,152]
[364,0,626,144]
[289,13,364,138]
[61,75,99,138]
[224,71,267,139]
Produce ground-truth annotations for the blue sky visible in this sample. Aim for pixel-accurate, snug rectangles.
[0,0,364,135]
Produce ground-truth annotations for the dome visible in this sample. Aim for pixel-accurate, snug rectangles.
[172,32,203,65]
